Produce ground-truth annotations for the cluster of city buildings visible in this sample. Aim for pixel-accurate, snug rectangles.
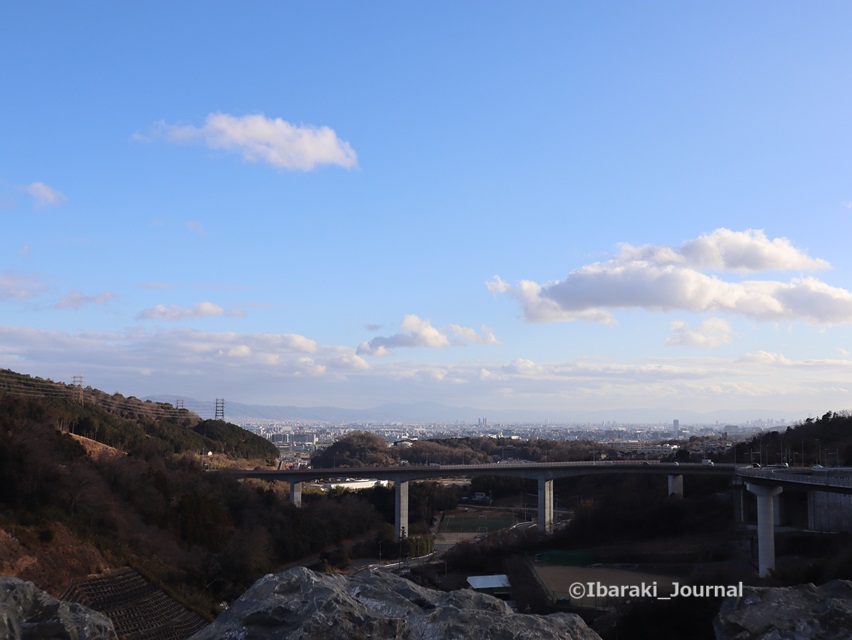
[234,416,783,465]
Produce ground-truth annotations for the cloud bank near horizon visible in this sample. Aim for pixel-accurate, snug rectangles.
[2,226,849,416]
[1,323,847,416]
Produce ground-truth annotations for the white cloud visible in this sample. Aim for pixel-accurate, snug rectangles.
[448,323,499,345]
[330,353,371,370]
[20,182,67,207]
[488,276,616,324]
[397,314,448,347]
[486,276,512,295]
[665,318,732,348]
[619,228,829,272]
[357,314,498,356]
[255,332,318,353]
[2,323,851,416]
[0,272,47,300]
[0,327,364,393]
[739,351,793,366]
[491,229,852,325]
[137,301,230,321]
[54,289,119,310]
[144,112,358,171]
[227,345,252,358]
[357,315,449,356]
[504,358,545,376]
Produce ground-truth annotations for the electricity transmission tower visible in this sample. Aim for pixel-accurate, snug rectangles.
[215,398,225,421]
[71,375,84,404]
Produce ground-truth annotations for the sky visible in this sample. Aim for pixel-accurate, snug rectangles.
[3,2,852,423]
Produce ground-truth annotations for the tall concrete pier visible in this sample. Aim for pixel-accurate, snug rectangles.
[538,478,554,534]
[394,478,409,541]
[746,483,783,577]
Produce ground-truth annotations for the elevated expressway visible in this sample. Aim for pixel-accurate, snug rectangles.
[234,460,733,540]
[235,461,852,579]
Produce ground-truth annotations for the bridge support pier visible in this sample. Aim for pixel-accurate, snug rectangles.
[746,483,782,577]
[289,481,302,508]
[668,474,684,499]
[774,492,783,526]
[538,478,553,534]
[395,479,409,541]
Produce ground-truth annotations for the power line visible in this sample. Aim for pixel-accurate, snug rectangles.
[0,370,208,420]
[0,371,234,422]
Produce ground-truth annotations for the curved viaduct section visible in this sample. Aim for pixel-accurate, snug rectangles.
[233,461,733,540]
[735,467,852,577]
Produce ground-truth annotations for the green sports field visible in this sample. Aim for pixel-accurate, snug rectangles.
[439,513,515,533]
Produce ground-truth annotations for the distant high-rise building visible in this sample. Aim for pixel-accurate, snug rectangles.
[673,419,680,430]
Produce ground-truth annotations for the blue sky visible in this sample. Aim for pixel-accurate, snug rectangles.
[3,2,852,421]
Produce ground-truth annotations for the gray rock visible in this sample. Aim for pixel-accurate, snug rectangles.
[0,576,117,640]
[714,579,852,640]
[190,566,601,640]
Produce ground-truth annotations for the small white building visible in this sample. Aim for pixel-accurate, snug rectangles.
[467,574,511,597]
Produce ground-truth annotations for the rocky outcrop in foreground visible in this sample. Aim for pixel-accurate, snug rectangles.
[714,579,852,640]
[0,576,117,640]
[7,566,852,640]
[189,566,601,640]
[60,567,207,640]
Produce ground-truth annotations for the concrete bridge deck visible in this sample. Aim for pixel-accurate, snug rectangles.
[231,461,852,578]
[231,461,734,541]
[236,460,737,483]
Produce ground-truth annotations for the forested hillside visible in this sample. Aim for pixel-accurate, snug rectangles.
[731,411,852,467]
[310,430,603,468]
[0,370,384,618]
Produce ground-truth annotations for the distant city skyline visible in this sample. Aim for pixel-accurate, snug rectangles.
[4,3,852,422]
[145,393,802,427]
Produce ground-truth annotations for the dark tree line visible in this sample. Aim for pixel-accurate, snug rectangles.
[310,431,607,470]
[311,431,397,467]
[730,411,852,467]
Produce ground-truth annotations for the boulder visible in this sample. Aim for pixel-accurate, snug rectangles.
[0,576,117,640]
[714,579,852,640]
[190,566,601,640]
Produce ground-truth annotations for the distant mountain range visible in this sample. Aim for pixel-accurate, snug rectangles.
[144,395,803,427]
